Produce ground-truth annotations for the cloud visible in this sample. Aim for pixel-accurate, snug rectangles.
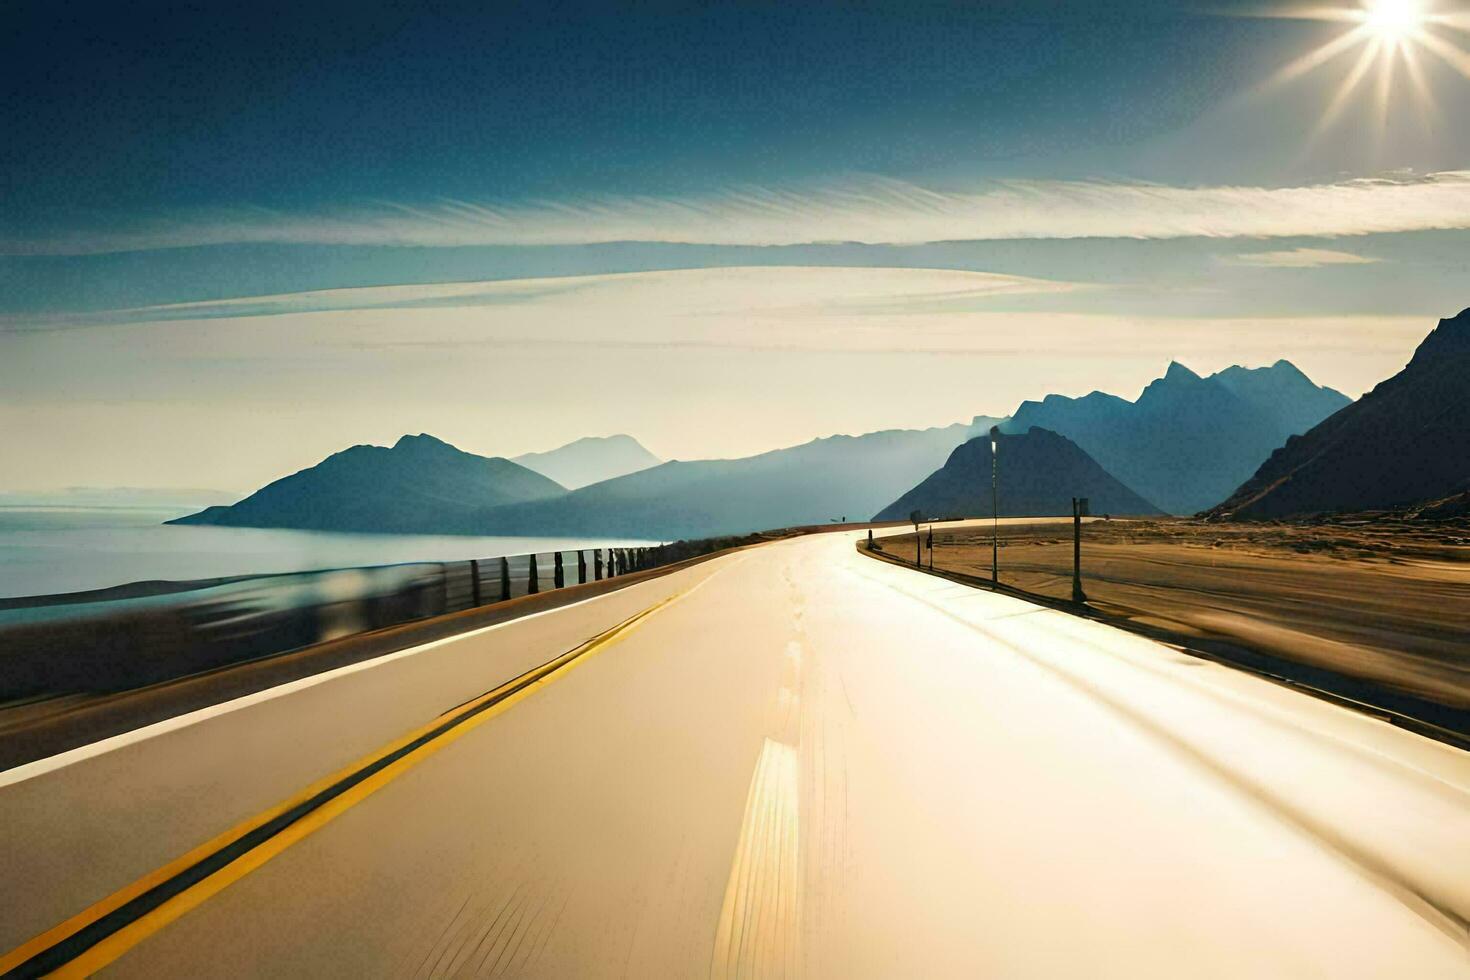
[1230,247,1381,268]
[1,266,1081,333]
[6,172,1470,256]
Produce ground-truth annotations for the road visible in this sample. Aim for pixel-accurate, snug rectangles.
[1,527,1468,978]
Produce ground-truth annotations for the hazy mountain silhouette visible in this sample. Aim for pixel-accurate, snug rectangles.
[1001,360,1349,514]
[1211,361,1350,437]
[464,418,1008,538]
[1206,309,1470,520]
[170,434,565,533]
[512,434,660,489]
[875,427,1163,521]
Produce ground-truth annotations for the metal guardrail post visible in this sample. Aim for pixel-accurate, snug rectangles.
[499,557,511,601]
[594,549,603,580]
[527,554,540,594]
[553,551,565,589]
[577,550,587,584]
[469,559,481,607]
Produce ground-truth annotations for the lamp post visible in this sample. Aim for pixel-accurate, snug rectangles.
[989,426,999,584]
[1071,497,1089,603]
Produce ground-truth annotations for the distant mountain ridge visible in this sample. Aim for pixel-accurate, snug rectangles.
[1002,360,1350,514]
[462,417,1008,539]
[1206,309,1470,520]
[164,354,1360,538]
[170,434,564,533]
[512,435,660,489]
[0,487,239,509]
[1211,360,1350,438]
[876,427,1164,521]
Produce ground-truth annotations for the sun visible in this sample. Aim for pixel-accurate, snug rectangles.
[1362,0,1427,40]
[1253,0,1470,139]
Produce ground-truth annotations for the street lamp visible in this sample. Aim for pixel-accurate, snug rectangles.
[989,425,999,583]
[1071,497,1090,603]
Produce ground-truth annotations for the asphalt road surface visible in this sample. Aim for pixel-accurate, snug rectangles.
[2,526,1468,978]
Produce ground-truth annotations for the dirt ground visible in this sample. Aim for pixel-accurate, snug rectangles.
[876,518,1470,721]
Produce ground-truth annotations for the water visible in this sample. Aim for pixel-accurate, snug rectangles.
[0,506,654,600]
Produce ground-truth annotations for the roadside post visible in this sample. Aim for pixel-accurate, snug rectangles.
[553,551,565,589]
[1072,497,1089,603]
[926,525,933,569]
[499,557,511,600]
[528,553,540,594]
[577,550,588,584]
[910,510,922,565]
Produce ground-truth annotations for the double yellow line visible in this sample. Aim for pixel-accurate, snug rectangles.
[2,590,686,978]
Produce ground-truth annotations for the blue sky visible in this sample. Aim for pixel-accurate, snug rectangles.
[2,1,1280,223]
[3,0,1470,490]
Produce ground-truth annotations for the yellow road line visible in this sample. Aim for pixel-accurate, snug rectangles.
[709,737,802,980]
[2,586,692,978]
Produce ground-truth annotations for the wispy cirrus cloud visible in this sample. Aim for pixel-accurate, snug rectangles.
[6,172,1470,256]
[1230,246,1381,268]
[1,266,1080,333]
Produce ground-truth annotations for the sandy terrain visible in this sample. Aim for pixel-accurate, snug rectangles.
[875,518,1470,728]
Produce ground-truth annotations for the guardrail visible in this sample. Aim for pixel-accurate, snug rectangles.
[0,545,672,702]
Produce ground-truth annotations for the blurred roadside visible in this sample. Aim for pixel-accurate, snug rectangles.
[873,517,1470,746]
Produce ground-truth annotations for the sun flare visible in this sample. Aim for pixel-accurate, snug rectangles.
[1258,0,1470,138]
[1363,0,1426,40]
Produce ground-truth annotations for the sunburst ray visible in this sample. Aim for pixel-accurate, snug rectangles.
[1247,0,1470,143]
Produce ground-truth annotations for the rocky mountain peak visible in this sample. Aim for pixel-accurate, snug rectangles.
[1163,360,1202,383]
[1407,308,1470,369]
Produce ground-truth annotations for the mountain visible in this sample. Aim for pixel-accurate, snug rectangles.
[169,434,565,533]
[512,435,660,489]
[875,427,1163,522]
[461,417,1008,538]
[1001,360,1350,514]
[1211,361,1351,438]
[1206,309,1470,520]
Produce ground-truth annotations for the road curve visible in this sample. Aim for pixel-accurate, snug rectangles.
[1,528,1468,978]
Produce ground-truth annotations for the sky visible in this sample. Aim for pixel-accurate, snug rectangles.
[4,0,1470,491]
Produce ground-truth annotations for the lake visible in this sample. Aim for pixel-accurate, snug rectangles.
[0,506,655,599]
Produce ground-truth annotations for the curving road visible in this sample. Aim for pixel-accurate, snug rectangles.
[1,526,1468,978]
